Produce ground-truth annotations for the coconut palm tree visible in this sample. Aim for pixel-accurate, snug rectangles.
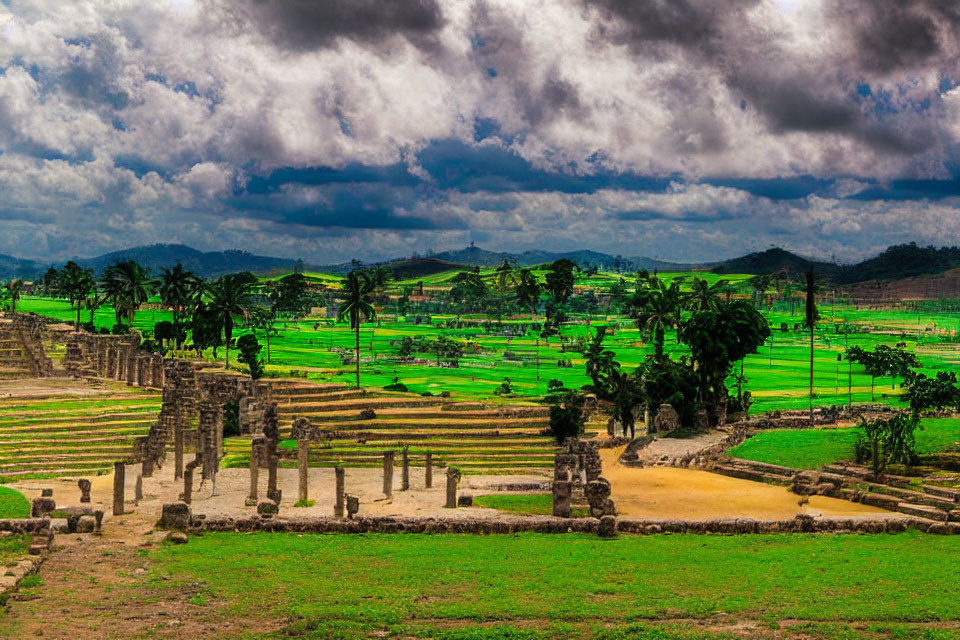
[4,279,23,314]
[629,275,683,359]
[338,270,377,389]
[804,265,819,424]
[159,263,201,326]
[514,268,541,313]
[58,262,95,331]
[685,277,728,313]
[101,260,155,327]
[206,272,257,368]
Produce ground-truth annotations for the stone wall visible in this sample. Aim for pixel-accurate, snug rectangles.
[10,314,53,376]
[161,510,960,536]
[61,332,165,388]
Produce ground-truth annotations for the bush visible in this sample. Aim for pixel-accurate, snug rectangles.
[493,377,513,396]
[549,402,585,445]
[111,323,128,335]
[236,334,264,379]
[223,399,240,438]
[384,377,408,392]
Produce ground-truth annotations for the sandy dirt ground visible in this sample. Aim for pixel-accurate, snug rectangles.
[600,447,896,521]
[632,429,731,464]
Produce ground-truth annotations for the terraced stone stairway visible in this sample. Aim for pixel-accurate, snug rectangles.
[225,381,595,475]
[0,320,37,379]
[0,379,161,480]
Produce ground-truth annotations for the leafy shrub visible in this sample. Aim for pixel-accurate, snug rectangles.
[236,334,264,379]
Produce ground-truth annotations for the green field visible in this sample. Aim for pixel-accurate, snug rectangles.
[727,418,960,470]
[134,531,960,639]
[473,493,589,517]
[0,487,29,519]
[20,283,960,416]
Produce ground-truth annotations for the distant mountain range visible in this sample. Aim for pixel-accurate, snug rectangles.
[2,242,958,286]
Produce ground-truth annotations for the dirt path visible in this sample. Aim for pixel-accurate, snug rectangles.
[601,447,896,521]
[632,429,730,465]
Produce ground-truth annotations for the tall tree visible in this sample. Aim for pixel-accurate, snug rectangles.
[338,270,377,389]
[251,306,279,364]
[159,263,201,326]
[494,258,517,292]
[804,265,819,423]
[629,274,683,359]
[514,268,541,313]
[206,272,257,368]
[685,277,728,313]
[58,262,96,331]
[101,260,155,327]
[4,279,23,314]
[544,259,577,303]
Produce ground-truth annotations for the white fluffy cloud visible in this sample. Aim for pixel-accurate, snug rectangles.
[0,0,958,263]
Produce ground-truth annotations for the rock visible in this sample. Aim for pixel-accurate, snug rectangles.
[257,499,279,518]
[165,532,189,545]
[30,497,56,518]
[359,408,377,420]
[653,404,681,434]
[40,488,53,498]
[75,515,96,534]
[597,515,618,538]
[457,494,473,507]
[158,502,192,530]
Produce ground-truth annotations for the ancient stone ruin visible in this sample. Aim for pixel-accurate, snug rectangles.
[552,439,616,520]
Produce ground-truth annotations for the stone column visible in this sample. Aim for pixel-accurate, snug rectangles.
[425,451,433,488]
[78,478,91,503]
[382,451,394,499]
[112,462,125,516]
[182,461,197,505]
[126,348,137,386]
[134,473,143,505]
[444,467,460,509]
[552,481,572,517]
[246,448,259,507]
[106,346,117,379]
[334,466,345,518]
[266,455,281,503]
[174,424,184,481]
[401,446,410,491]
[297,440,309,504]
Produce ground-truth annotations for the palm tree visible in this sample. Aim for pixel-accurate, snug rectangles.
[685,277,728,313]
[493,258,517,292]
[58,262,95,331]
[629,275,683,359]
[101,260,155,327]
[159,264,201,326]
[514,268,541,313]
[804,265,819,424]
[338,270,377,389]
[206,272,257,368]
[4,279,23,314]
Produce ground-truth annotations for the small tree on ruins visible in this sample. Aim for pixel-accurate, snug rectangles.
[236,333,265,380]
[338,269,377,389]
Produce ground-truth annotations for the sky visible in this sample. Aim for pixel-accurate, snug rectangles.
[1,0,960,264]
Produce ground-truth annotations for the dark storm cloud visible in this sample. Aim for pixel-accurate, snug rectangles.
[828,0,960,73]
[233,0,445,51]
[586,0,950,157]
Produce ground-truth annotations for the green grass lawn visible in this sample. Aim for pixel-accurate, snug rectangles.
[141,531,960,639]
[473,493,589,517]
[0,487,30,519]
[726,418,960,470]
[0,534,28,567]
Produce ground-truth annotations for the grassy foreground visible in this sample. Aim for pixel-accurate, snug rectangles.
[726,418,960,470]
[141,531,960,639]
[0,487,29,519]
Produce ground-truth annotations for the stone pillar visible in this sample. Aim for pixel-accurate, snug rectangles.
[112,462,125,516]
[182,461,197,505]
[78,478,91,503]
[425,451,433,488]
[297,440,309,504]
[134,473,143,505]
[334,466,345,518]
[126,348,137,386]
[401,446,410,491]
[382,451,394,499]
[174,424,184,481]
[552,481,572,517]
[106,346,117,379]
[266,455,281,503]
[444,467,460,509]
[246,448,259,507]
